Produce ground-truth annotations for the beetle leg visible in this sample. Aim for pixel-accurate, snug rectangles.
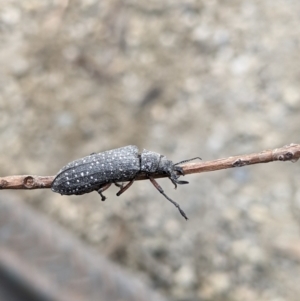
[97,183,112,201]
[148,176,188,220]
[116,179,135,196]
[114,182,124,188]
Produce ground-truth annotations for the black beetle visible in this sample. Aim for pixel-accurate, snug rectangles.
[51,145,200,220]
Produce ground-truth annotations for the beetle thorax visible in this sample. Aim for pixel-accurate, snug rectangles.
[140,149,161,173]
[140,149,176,176]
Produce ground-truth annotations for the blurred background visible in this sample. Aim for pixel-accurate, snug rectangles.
[0,0,300,300]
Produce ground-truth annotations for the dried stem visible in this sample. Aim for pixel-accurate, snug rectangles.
[0,143,299,191]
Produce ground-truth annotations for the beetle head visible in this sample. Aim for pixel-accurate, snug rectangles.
[158,157,189,186]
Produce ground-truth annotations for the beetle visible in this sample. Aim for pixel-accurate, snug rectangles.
[51,145,200,220]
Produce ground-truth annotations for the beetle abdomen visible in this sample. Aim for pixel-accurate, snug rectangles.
[52,145,140,195]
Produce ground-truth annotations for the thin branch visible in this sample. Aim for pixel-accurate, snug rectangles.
[0,143,299,191]
[0,176,54,190]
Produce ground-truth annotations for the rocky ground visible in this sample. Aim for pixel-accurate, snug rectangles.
[1,1,300,300]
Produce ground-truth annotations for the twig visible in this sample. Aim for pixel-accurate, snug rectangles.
[0,143,299,190]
